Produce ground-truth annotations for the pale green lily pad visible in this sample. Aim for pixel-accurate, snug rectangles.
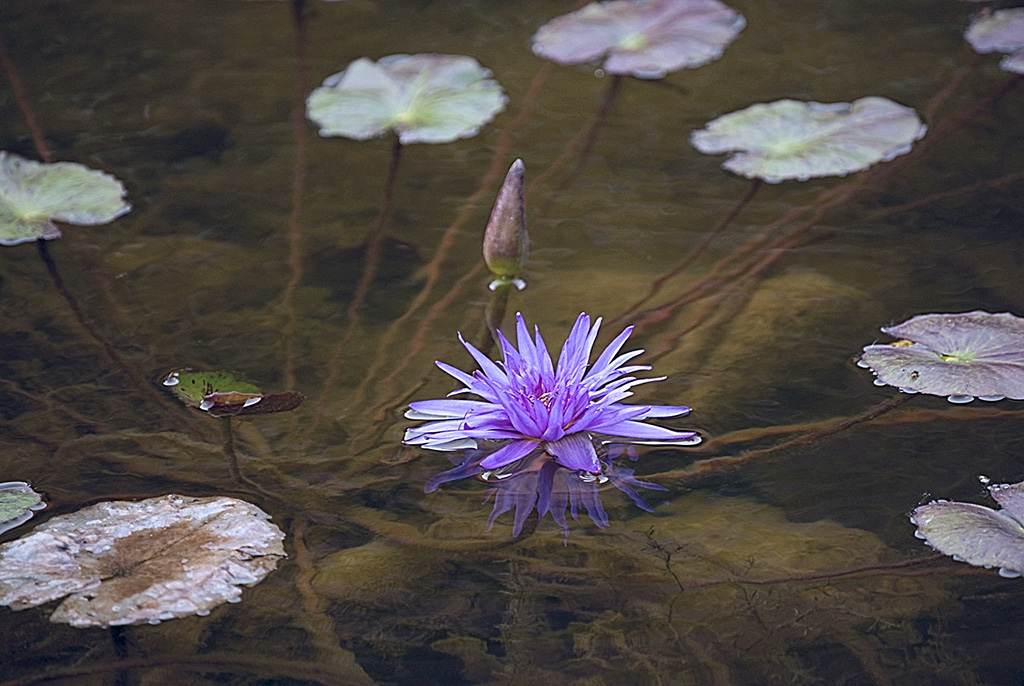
[965,8,1024,75]
[690,97,927,183]
[0,152,131,246]
[532,0,745,79]
[0,482,46,535]
[965,8,1024,53]
[0,494,286,628]
[306,54,507,144]
[1003,50,1024,75]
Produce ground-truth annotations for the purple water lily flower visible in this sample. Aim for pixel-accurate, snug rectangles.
[404,312,698,474]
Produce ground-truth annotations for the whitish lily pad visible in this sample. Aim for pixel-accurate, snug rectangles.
[911,480,1024,578]
[0,494,285,628]
[965,8,1024,75]
[0,482,46,535]
[161,369,304,417]
[858,311,1024,402]
[690,97,927,183]
[307,54,507,144]
[532,0,745,79]
[0,152,131,246]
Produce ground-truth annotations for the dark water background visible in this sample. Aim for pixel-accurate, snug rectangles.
[2,0,1024,684]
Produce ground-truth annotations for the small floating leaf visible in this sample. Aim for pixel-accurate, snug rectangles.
[307,54,507,144]
[859,311,1024,401]
[532,0,745,79]
[0,482,46,535]
[911,480,1024,578]
[203,390,305,418]
[0,152,131,246]
[161,369,304,417]
[965,8,1024,74]
[162,369,261,407]
[690,97,927,183]
[0,494,286,628]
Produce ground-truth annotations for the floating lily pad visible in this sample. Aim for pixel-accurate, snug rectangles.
[0,152,131,246]
[858,311,1024,402]
[690,97,927,183]
[0,494,286,628]
[532,0,745,79]
[162,369,261,406]
[306,54,507,144]
[161,369,304,417]
[0,482,46,535]
[965,8,1024,75]
[911,480,1024,578]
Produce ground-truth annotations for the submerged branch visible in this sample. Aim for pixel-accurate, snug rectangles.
[652,394,912,483]
[612,178,763,329]
[676,554,948,591]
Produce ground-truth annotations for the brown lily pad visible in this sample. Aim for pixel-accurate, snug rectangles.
[0,494,286,628]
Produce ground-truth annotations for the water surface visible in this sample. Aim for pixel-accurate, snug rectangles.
[2,1,1024,684]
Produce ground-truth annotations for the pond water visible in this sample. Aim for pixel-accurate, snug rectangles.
[2,0,1024,684]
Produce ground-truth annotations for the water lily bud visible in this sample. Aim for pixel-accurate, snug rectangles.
[483,159,527,287]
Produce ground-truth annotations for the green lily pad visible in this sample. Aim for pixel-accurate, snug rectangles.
[162,369,261,407]
[161,369,304,417]
[0,482,46,535]
[0,152,131,246]
[306,54,507,144]
[690,97,927,183]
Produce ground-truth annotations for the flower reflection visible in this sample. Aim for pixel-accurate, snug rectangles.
[425,445,667,536]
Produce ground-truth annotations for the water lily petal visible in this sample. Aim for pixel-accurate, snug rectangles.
[595,419,698,441]
[406,398,495,419]
[548,433,601,472]
[479,439,542,470]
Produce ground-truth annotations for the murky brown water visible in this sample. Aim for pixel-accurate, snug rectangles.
[2,0,1024,684]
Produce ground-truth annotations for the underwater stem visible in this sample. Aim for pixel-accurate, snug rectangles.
[35,241,181,422]
[347,63,555,414]
[280,0,311,392]
[308,138,403,434]
[529,74,623,220]
[479,281,513,356]
[0,38,52,163]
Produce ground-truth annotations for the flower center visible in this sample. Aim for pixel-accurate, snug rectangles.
[940,350,976,363]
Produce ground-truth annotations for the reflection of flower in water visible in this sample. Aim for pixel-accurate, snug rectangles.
[406,312,699,534]
[426,446,668,536]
